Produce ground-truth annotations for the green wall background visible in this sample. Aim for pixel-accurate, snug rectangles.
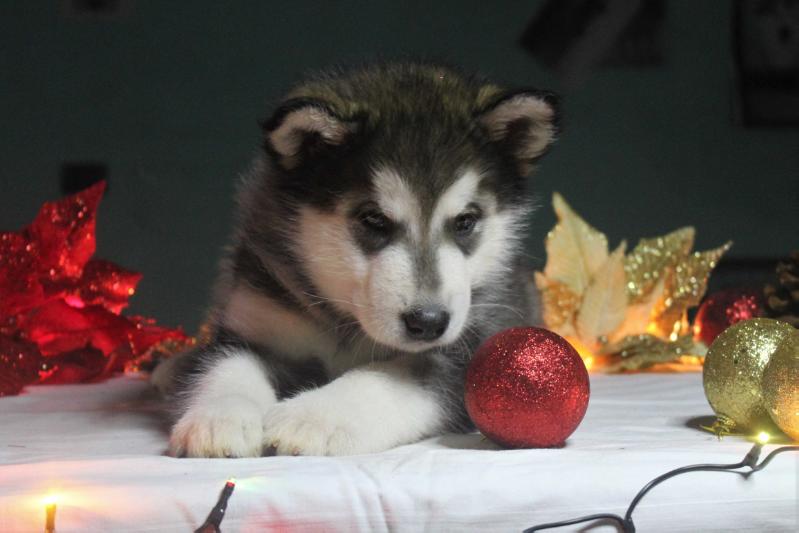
[2,1,797,332]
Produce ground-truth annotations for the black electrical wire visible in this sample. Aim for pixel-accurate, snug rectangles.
[523,444,799,533]
[750,445,799,472]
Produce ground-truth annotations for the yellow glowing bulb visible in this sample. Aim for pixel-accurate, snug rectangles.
[43,494,58,533]
[756,432,770,444]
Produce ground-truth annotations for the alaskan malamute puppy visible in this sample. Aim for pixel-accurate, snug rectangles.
[165,63,558,457]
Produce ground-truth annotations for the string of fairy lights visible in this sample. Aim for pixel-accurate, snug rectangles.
[524,433,799,532]
[36,433,796,532]
[39,479,237,533]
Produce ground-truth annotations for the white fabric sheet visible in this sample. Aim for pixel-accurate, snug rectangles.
[0,373,796,532]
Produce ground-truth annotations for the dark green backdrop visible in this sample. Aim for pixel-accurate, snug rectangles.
[1,1,797,332]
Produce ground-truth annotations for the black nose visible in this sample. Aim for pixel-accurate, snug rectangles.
[402,307,450,341]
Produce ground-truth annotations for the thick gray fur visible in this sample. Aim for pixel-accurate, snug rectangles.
[168,62,555,442]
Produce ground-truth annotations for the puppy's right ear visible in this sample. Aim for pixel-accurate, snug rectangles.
[262,99,359,169]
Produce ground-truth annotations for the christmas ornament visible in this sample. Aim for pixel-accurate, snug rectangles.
[703,318,795,434]
[764,250,799,328]
[694,287,765,346]
[534,193,729,370]
[464,327,590,448]
[0,182,192,396]
[762,329,799,441]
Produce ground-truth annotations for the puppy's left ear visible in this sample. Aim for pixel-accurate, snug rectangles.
[476,90,559,175]
[262,98,360,170]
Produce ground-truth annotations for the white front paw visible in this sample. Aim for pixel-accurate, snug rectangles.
[262,394,363,456]
[169,395,266,458]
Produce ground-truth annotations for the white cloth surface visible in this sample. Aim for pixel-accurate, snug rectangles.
[0,373,796,532]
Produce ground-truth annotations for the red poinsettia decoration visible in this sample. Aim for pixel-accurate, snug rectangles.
[0,182,192,396]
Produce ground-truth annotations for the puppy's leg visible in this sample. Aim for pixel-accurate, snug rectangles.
[263,358,444,456]
[169,346,277,458]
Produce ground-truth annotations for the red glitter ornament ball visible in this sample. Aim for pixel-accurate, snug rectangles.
[694,287,765,346]
[465,327,590,448]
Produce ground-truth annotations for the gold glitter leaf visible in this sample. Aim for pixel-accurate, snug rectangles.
[534,272,579,336]
[576,241,627,347]
[544,193,609,296]
[624,227,695,302]
[535,193,731,366]
[652,241,732,336]
[601,334,697,372]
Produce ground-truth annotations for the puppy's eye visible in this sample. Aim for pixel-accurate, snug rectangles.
[360,210,391,232]
[454,212,479,236]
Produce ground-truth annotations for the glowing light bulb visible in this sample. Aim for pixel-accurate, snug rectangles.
[42,494,57,533]
[756,432,770,445]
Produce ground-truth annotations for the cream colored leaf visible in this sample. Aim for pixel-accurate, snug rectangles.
[607,276,666,343]
[576,241,627,347]
[543,193,609,295]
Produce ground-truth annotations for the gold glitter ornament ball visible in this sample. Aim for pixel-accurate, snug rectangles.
[762,328,799,441]
[703,318,796,432]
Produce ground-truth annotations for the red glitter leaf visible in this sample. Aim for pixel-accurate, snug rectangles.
[0,182,106,318]
[0,232,46,318]
[39,348,111,385]
[0,182,191,396]
[26,181,105,280]
[128,317,190,354]
[53,259,143,314]
[0,335,44,396]
[21,300,136,356]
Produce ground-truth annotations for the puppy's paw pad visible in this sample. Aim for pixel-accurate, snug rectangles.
[169,395,265,458]
[262,400,357,456]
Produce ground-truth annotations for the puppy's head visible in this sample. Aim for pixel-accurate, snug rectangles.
[261,68,558,352]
